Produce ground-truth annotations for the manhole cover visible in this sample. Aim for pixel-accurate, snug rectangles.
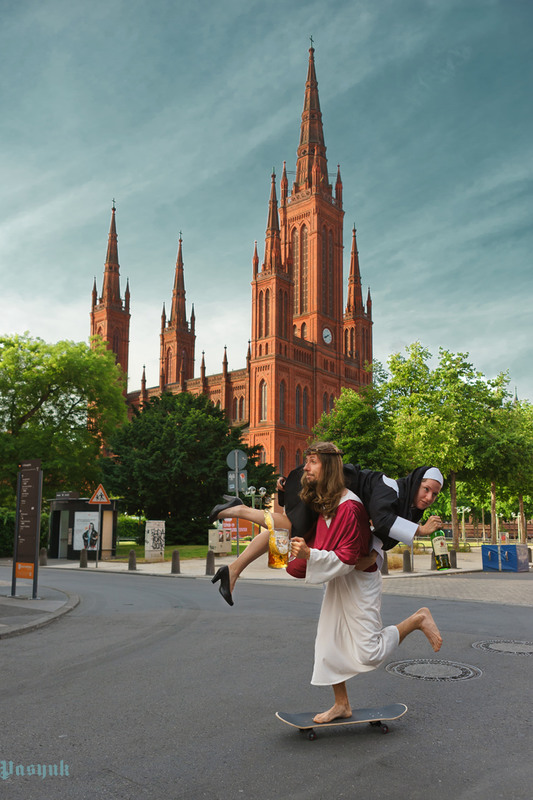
[472,640,533,656]
[385,659,482,681]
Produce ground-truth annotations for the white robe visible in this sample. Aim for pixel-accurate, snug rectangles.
[305,495,400,686]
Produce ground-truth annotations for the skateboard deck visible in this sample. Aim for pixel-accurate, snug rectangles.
[276,703,407,740]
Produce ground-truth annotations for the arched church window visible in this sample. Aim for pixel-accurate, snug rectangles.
[279,446,286,476]
[258,290,264,338]
[295,385,301,425]
[291,228,299,315]
[301,225,308,313]
[259,380,267,421]
[328,231,334,316]
[322,225,328,314]
[265,289,270,336]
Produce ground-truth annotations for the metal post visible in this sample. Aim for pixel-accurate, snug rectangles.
[234,451,240,557]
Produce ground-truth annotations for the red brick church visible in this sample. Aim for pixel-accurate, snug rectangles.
[90,47,373,474]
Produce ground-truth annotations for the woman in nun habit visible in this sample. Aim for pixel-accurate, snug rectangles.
[209,456,444,606]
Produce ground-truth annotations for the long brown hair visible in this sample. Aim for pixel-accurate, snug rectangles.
[299,441,345,517]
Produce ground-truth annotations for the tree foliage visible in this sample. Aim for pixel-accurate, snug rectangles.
[102,392,277,544]
[312,385,405,475]
[312,342,533,543]
[0,333,127,505]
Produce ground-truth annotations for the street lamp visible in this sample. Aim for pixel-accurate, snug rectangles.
[457,507,471,543]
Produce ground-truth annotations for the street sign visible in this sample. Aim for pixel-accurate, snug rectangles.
[226,449,247,471]
[227,470,248,492]
[89,484,110,505]
[12,460,43,598]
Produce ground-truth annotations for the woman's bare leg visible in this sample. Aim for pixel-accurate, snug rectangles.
[227,531,269,591]
[214,506,292,592]
[313,682,352,724]
[216,504,289,529]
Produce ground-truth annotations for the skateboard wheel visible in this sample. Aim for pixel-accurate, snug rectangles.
[308,731,317,741]
[381,724,389,734]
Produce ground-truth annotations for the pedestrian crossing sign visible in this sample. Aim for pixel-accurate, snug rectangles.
[89,484,110,505]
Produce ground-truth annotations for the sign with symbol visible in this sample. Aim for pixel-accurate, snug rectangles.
[89,484,110,505]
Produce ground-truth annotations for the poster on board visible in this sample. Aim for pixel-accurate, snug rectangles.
[73,511,100,551]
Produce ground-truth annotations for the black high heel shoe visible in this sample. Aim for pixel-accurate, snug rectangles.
[211,565,234,606]
[208,497,244,525]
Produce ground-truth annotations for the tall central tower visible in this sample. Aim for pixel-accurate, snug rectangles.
[247,47,372,472]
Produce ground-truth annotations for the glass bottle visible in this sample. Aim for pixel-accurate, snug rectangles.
[430,530,451,570]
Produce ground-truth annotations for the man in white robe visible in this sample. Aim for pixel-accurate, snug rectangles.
[291,442,443,724]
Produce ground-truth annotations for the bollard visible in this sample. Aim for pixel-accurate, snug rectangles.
[205,549,215,576]
[39,547,48,566]
[171,550,181,574]
[430,552,437,570]
[380,551,388,575]
[402,549,412,573]
[449,549,457,568]
[128,549,137,571]
[80,549,88,568]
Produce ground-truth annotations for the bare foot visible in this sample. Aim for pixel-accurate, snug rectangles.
[313,704,352,724]
[416,607,443,652]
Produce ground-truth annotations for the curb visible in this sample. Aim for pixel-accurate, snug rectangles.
[0,590,80,640]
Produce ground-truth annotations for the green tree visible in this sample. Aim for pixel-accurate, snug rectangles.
[469,399,533,543]
[0,333,127,505]
[102,392,277,544]
[380,344,509,548]
[312,384,404,475]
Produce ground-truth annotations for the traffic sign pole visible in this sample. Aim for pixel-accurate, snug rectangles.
[226,449,248,557]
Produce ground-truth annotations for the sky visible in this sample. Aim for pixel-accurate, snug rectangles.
[1,0,532,401]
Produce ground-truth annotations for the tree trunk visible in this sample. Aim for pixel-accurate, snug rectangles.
[490,481,497,544]
[450,472,459,550]
[519,495,527,544]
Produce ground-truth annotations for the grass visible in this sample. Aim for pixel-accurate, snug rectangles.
[113,541,242,562]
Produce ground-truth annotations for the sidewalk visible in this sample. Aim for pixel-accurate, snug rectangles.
[1,549,530,638]
[34,546,487,579]
[0,576,80,640]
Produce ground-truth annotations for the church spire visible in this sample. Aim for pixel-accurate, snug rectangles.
[252,240,259,278]
[170,234,187,327]
[294,46,329,195]
[263,171,282,272]
[101,202,121,306]
[345,226,363,314]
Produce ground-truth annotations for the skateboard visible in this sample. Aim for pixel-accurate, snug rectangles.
[276,703,407,740]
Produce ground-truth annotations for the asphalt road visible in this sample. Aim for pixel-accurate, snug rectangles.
[0,566,531,799]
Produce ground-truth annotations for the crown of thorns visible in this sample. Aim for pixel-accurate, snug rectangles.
[304,442,344,457]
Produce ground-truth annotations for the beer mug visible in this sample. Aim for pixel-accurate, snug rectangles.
[268,528,290,569]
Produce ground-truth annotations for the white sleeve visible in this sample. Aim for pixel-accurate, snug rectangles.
[304,549,354,584]
[388,517,418,546]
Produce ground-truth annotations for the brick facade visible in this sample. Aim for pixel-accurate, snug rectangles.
[91,49,373,473]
